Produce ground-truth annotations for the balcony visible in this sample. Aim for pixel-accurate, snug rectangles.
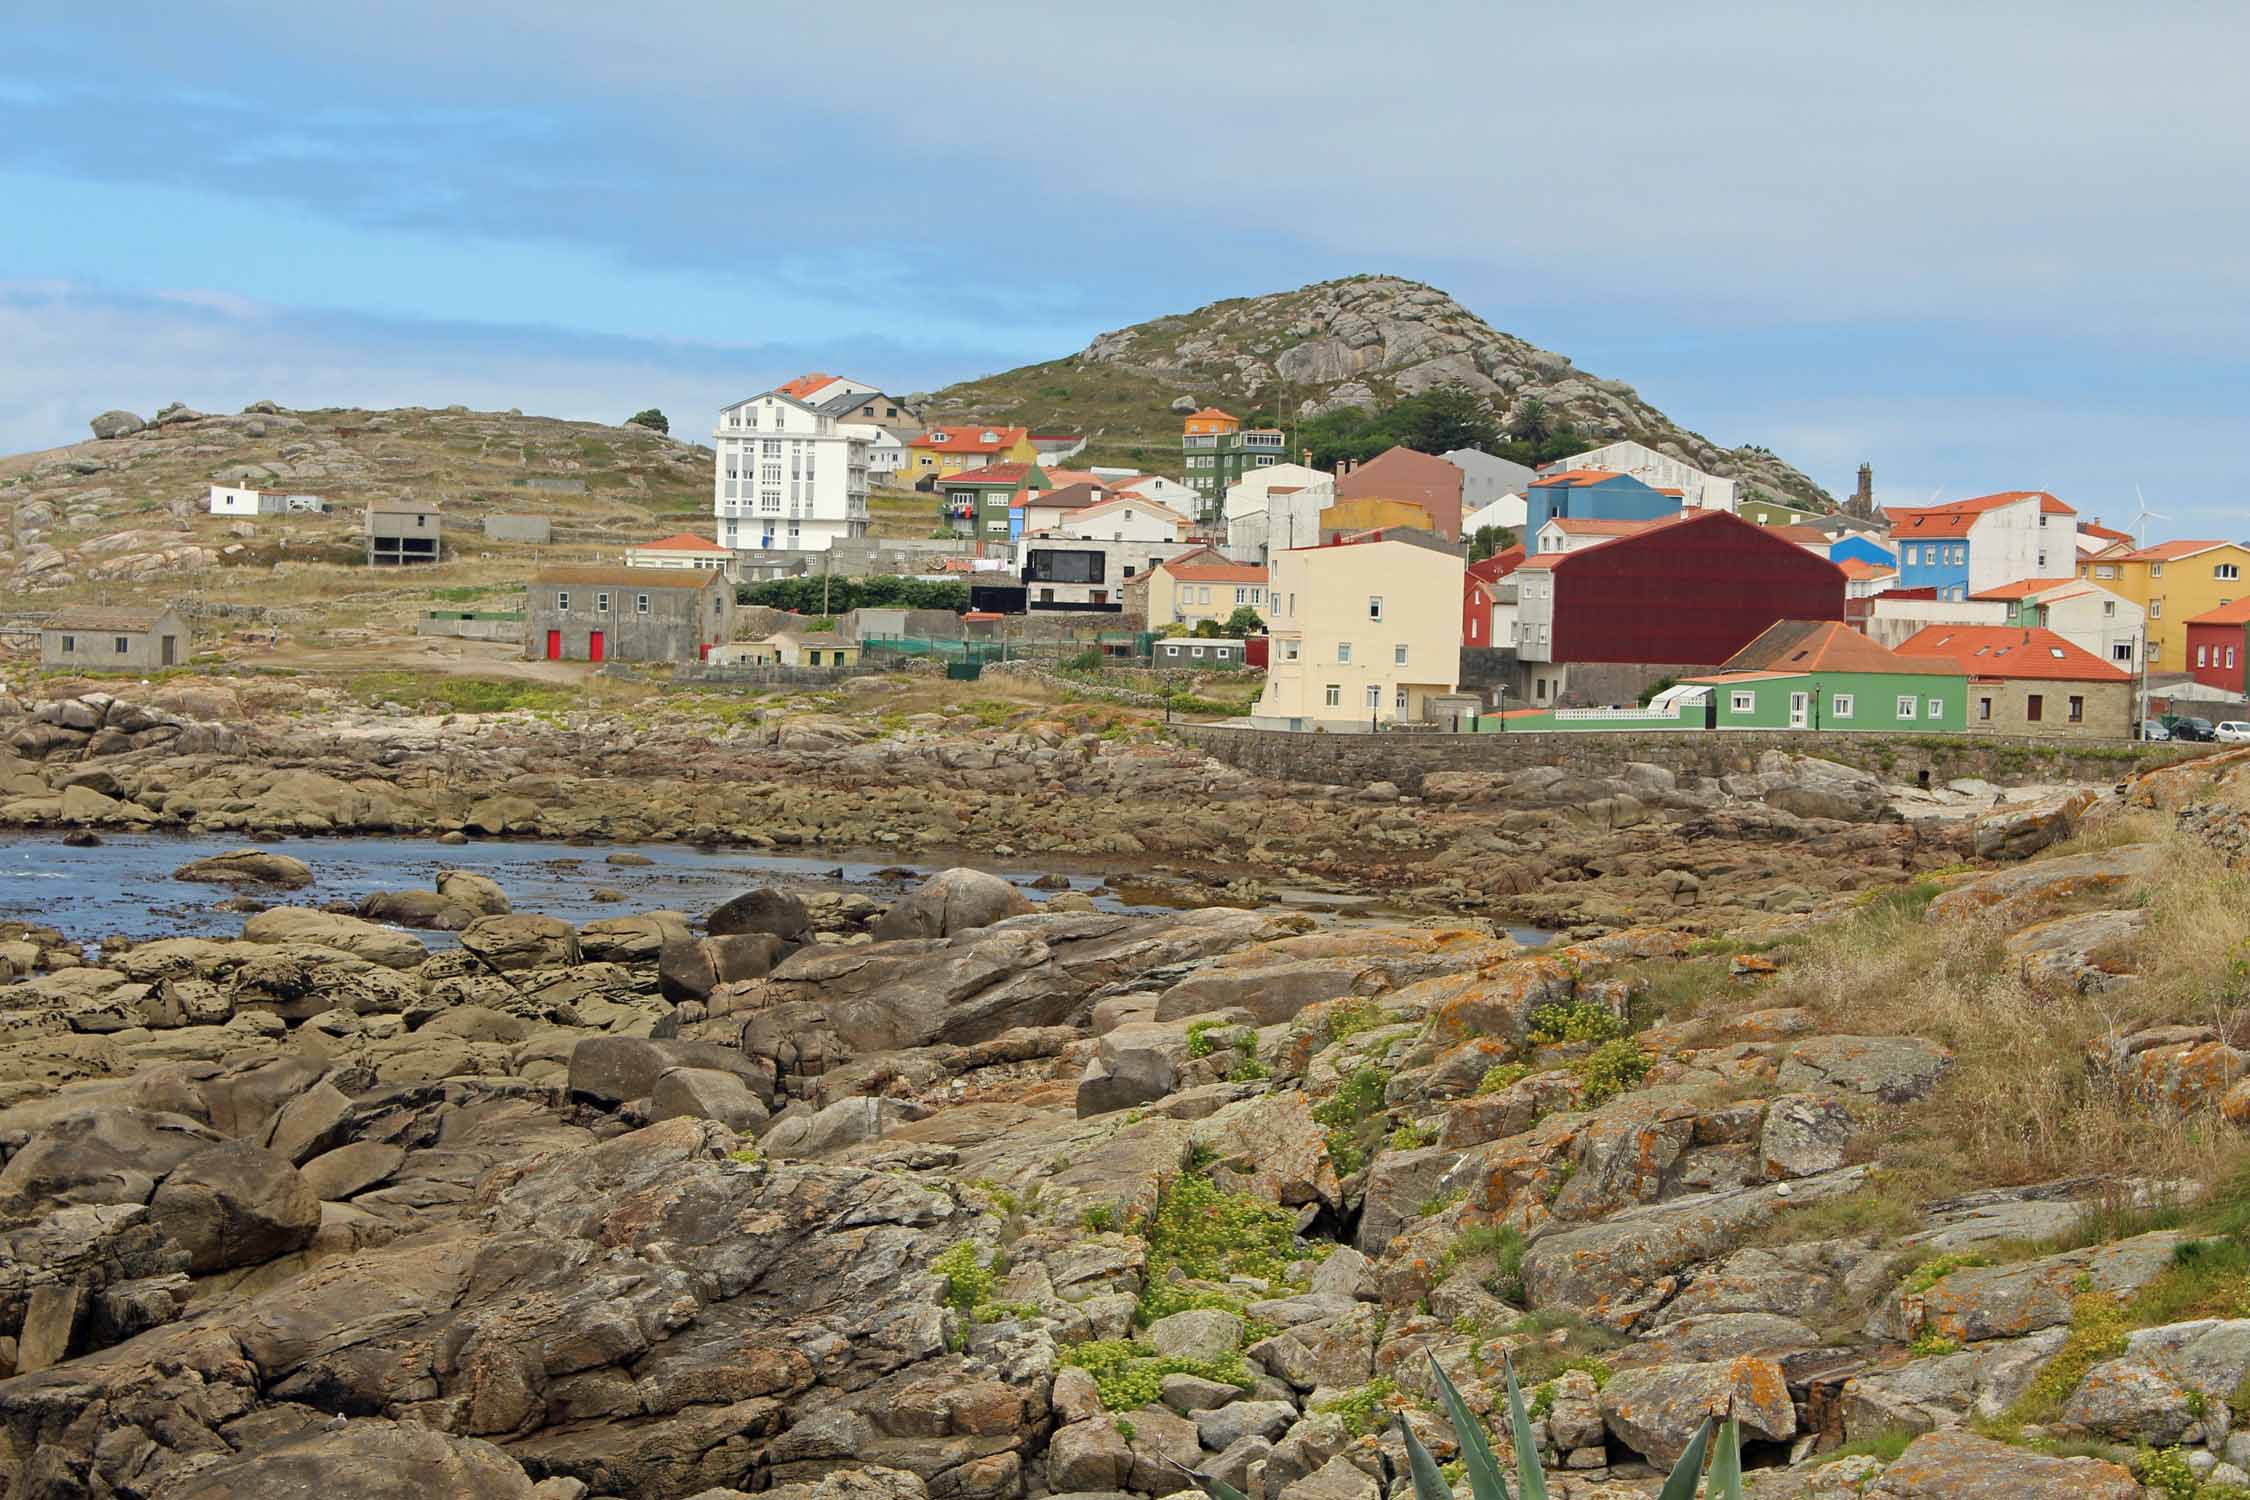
[1242,431,1285,448]
[1183,435,1218,450]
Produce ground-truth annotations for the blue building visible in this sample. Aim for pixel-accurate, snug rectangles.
[1894,526,1973,599]
[1524,470,1680,550]
[1830,533,1898,570]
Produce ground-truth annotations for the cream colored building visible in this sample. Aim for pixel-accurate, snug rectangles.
[1253,530,1465,730]
[1132,551,1267,629]
[1055,495,1191,543]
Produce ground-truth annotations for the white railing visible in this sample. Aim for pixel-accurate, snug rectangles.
[1553,705,1692,721]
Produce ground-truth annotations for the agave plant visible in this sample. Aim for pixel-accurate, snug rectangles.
[1173,1353,1745,1500]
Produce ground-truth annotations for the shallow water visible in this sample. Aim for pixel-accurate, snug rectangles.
[0,832,1553,952]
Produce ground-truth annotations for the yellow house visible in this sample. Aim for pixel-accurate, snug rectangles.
[1318,497,1431,540]
[1254,529,1465,729]
[902,424,1038,483]
[2079,540,2250,672]
[1130,548,1268,629]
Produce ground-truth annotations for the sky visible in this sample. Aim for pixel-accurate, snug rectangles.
[6,2,2247,536]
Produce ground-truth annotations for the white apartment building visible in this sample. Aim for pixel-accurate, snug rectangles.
[1225,464,1336,562]
[840,425,906,482]
[712,386,870,553]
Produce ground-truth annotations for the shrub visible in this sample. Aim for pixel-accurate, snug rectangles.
[1901,1251,1994,1294]
[1316,1377,1403,1438]
[1322,998,1389,1044]
[1059,1338,1254,1412]
[1437,1223,1527,1304]
[1313,1065,1394,1176]
[1525,1001,1622,1046]
[1475,1061,1533,1095]
[931,1242,995,1312]
[1134,1171,1300,1325]
[1570,1039,1650,1105]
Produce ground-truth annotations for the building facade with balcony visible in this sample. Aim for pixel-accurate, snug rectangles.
[712,382,871,554]
[1182,408,1284,522]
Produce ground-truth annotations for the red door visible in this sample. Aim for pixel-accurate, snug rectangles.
[545,629,561,661]
[589,630,605,663]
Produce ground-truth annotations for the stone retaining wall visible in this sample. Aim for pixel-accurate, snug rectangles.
[1177,724,2217,793]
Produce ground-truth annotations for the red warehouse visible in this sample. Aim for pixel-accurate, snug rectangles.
[1512,509,1846,666]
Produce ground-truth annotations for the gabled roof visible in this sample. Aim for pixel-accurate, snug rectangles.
[1544,516,1666,538]
[1074,495,1189,525]
[2124,539,2236,562]
[2187,598,2250,627]
[1761,524,1830,545]
[532,565,723,590]
[635,532,726,552]
[911,425,1030,453]
[1468,546,1526,583]
[1039,469,1106,490]
[1882,490,2064,537]
[2079,520,2134,544]
[941,463,1042,488]
[1725,619,1959,677]
[1184,407,1238,423]
[777,373,841,400]
[1163,559,1266,584]
[1016,481,1105,511]
[1837,558,1899,581]
[44,607,176,632]
[1894,625,2131,681]
[1968,577,2077,601]
[1527,467,1631,490]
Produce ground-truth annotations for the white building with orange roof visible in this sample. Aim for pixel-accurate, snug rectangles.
[1055,494,1191,544]
[713,378,873,553]
[626,531,740,577]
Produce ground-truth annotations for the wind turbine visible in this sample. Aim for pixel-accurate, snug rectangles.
[2132,486,2169,549]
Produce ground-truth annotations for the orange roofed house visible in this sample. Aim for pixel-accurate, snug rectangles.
[903,424,1040,484]
[625,532,739,577]
[1895,624,2134,738]
[1125,546,1268,630]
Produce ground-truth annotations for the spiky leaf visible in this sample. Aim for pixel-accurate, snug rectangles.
[1426,1353,1513,1500]
[1165,1456,1252,1500]
[1654,1415,1716,1500]
[1501,1359,1548,1500]
[1705,1416,1744,1500]
[1399,1414,1455,1500]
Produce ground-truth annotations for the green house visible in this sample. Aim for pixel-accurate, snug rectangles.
[1685,620,1966,732]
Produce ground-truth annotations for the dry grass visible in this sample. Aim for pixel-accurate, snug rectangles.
[1736,816,2250,1196]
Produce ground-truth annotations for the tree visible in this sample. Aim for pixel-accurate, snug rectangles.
[1505,397,1552,447]
[1191,618,1226,639]
[1220,604,1267,637]
[1468,525,1519,562]
[626,408,669,435]
[1394,383,1502,455]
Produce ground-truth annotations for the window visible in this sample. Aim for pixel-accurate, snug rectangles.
[1365,685,1381,709]
[2027,693,2044,722]
[2103,601,2115,616]
[1368,596,1383,621]
[114,637,129,653]
[1324,683,1340,707]
[807,650,821,667]
[2151,562,2165,578]
[1337,642,1352,663]
[2151,600,2163,619]
[636,594,650,614]
[59,635,74,653]
[2221,564,2241,581]
[2067,695,2084,723]
[1283,640,1300,661]
[2096,565,2117,579]
[1929,697,1944,719]
[596,592,610,613]
[1394,643,1408,665]
[1831,692,1854,719]
[2200,645,2211,668]
[2113,642,2133,662]
[1731,690,1755,713]
[1897,695,1918,720]
[1978,696,1993,720]
[1906,545,1919,566]
[1235,587,1248,604]
[556,591,571,611]
[1191,646,1205,659]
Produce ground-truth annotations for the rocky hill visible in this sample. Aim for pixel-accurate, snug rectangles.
[930,275,1833,511]
[0,402,713,599]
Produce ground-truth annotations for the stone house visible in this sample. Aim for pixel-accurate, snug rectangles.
[1894,625,2135,738]
[525,566,733,663]
[40,606,193,672]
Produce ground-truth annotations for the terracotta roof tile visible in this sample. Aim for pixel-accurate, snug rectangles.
[2124,540,2234,562]
[777,373,839,400]
[1725,619,1959,676]
[911,426,1030,454]
[531,565,725,590]
[1894,625,2130,681]
[636,532,726,551]
[43,607,175,632]
[1968,577,2076,601]
[2187,598,2250,626]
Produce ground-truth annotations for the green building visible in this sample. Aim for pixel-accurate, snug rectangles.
[1182,408,1285,522]
[938,462,1048,547]
[1684,620,1966,732]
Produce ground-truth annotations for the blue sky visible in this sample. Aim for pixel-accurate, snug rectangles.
[6,2,2247,535]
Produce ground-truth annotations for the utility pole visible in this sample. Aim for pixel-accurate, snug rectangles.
[821,548,832,620]
[2138,622,2150,737]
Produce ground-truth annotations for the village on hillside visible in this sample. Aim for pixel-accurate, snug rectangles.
[25,373,2239,748]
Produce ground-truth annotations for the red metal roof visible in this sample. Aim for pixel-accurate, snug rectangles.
[1467,546,1525,583]
[1894,625,2131,681]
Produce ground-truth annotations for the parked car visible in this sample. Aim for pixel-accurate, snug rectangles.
[2170,716,2218,741]
[2216,721,2250,742]
[2141,719,2173,741]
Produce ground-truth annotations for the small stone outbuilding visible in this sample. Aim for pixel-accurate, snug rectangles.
[40,606,193,672]
[526,566,733,663]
